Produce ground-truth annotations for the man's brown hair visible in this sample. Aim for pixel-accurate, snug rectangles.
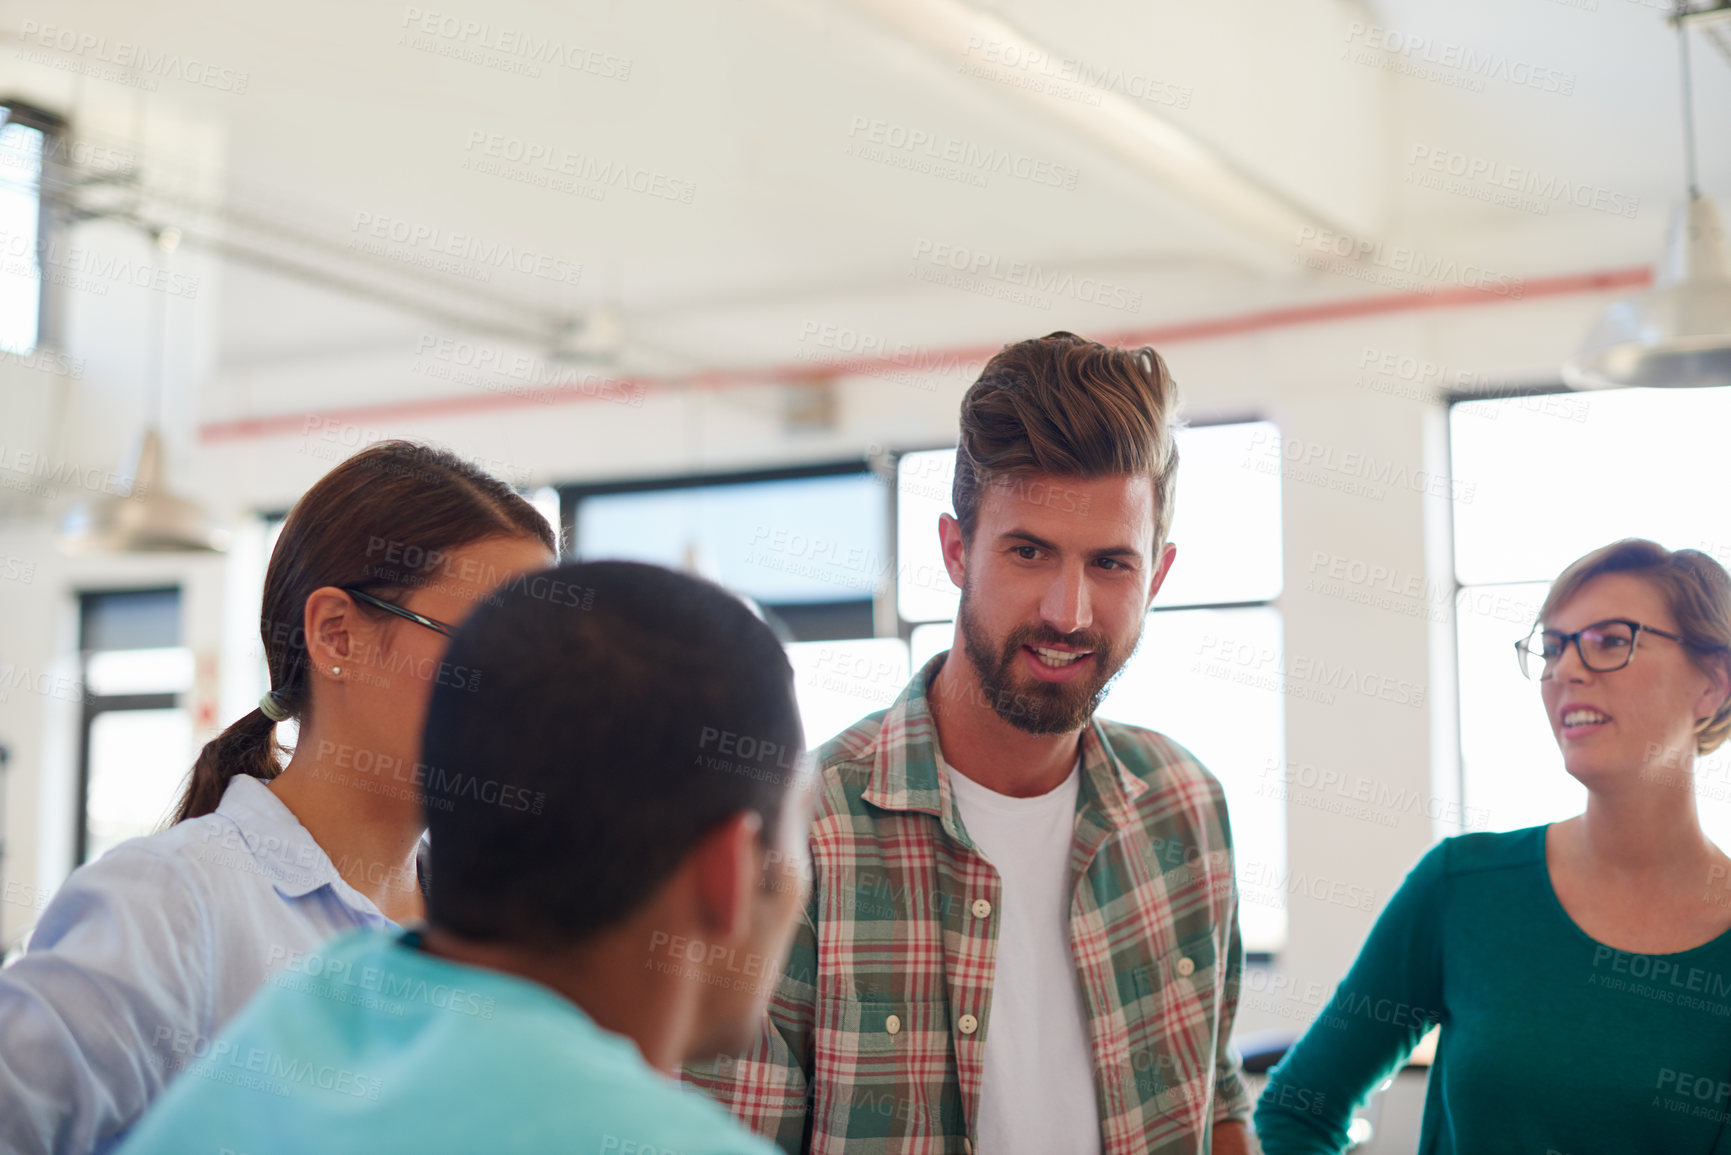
[951,330,1181,545]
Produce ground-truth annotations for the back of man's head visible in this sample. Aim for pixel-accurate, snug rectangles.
[421,560,805,946]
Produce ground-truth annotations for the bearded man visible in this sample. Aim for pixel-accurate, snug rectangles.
[686,331,1253,1155]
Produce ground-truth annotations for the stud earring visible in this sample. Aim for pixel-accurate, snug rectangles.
[331,666,342,676]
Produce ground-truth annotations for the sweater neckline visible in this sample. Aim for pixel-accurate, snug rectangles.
[1532,822,1731,960]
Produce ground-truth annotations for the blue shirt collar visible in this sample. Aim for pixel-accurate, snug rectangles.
[210,775,379,910]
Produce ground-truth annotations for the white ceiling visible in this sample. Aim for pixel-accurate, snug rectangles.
[3,0,1728,415]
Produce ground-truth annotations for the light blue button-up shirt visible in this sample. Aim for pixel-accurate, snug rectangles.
[0,774,402,1155]
[115,927,779,1155]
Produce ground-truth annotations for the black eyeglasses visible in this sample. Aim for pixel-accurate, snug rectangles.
[341,586,457,638]
[1514,618,1692,680]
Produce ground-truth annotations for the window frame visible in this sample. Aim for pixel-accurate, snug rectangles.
[1443,377,1580,828]
[74,586,184,864]
[0,100,67,355]
[558,459,889,643]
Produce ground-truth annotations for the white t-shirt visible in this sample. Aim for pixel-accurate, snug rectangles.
[944,754,1103,1155]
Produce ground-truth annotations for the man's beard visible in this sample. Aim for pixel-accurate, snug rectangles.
[957,584,1138,736]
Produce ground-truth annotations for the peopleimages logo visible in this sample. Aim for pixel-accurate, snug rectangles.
[0,442,140,499]
[350,211,584,285]
[909,239,1143,313]
[0,134,133,175]
[844,116,1080,191]
[1404,145,1639,219]
[461,131,696,205]
[0,344,84,379]
[1294,226,1524,299]
[0,229,200,299]
[1194,632,1427,709]
[1341,21,1576,96]
[399,7,632,80]
[792,321,969,393]
[1242,428,1478,506]
[410,335,644,407]
[957,36,1193,111]
[16,20,250,93]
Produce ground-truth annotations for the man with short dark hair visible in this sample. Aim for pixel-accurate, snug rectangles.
[687,332,1253,1154]
[118,560,814,1155]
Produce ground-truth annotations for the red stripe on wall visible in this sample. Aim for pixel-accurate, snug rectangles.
[199,265,1652,444]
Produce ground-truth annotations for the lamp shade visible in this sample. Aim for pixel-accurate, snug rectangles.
[60,428,227,554]
[1564,196,1731,390]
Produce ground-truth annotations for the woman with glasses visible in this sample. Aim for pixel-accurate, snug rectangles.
[0,441,556,1155]
[1256,538,1731,1153]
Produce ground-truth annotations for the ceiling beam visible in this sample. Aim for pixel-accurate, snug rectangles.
[845,0,1358,272]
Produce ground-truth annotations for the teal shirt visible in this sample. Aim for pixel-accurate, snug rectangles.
[1256,826,1731,1154]
[116,927,779,1155]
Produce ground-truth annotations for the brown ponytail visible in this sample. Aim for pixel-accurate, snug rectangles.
[174,441,556,822]
[176,709,281,822]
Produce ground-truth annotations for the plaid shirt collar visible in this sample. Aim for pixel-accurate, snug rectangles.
[861,652,1151,843]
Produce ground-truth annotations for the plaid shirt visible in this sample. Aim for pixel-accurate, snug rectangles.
[685,651,1251,1154]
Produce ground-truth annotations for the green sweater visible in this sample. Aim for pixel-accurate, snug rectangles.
[1255,826,1731,1153]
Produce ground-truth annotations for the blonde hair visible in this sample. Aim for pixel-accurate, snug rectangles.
[1537,539,1731,754]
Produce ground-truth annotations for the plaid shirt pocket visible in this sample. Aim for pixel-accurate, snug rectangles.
[1122,927,1220,1131]
[813,995,960,1153]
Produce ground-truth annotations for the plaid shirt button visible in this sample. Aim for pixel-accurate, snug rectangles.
[970,899,991,919]
[1176,957,1196,977]
[884,1014,901,1036]
[958,1014,978,1035]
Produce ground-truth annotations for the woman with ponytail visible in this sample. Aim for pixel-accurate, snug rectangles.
[0,441,555,1154]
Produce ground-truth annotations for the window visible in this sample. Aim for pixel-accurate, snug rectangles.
[527,486,563,554]
[1450,385,1731,847]
[0,103,62,355]
[77,589,193,864]
[898,422,1288,952]
[784,638,911,749]
[565,464,899,746]
[248,514,292,747]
